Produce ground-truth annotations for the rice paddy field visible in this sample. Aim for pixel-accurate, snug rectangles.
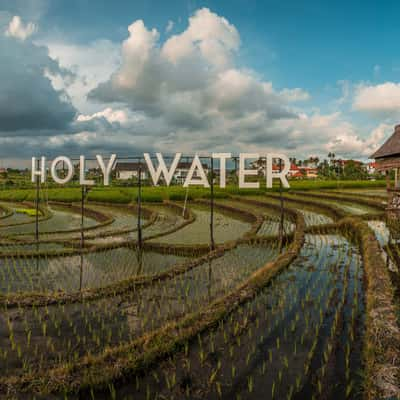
[0,185,399,400]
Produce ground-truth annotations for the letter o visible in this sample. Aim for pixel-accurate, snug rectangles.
[51,156,74,184]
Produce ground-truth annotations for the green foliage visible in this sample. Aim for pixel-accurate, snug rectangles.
[342,161,368,180]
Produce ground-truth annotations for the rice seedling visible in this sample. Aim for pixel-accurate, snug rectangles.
[0,188,397,399]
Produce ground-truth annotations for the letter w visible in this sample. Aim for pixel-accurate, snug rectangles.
[144,153,181,186]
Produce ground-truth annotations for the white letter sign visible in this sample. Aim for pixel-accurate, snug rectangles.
[239,153,260,189]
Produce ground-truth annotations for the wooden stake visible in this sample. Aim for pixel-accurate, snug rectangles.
[210,156,215,251]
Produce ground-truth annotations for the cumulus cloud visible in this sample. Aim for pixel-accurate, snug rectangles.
[0,27,76,133]
[0,7,383,162]
[161,8,239,68]
[5,15,37,40]
[43,39,121,114]
[87,8,315,155]
[327,123,392,158]
[353,82,400,116]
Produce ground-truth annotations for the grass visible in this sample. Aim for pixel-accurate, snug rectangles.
[14,208,41,217]
[0,179,389,204]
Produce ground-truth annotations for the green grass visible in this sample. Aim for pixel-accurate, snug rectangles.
[0,180,388,204]
[87,188,132,204]
[27,188,82,202]
[282,179,387,191]
[14,208,41,217]
[0,189,30,201]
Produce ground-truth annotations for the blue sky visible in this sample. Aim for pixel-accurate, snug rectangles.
[0,0,399,164]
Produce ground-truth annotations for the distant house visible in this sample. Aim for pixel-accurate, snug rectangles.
[88,167,102,177]
[174,162,209,184]
[114,162,148,180]
[288,164,303,178]
[366,162,377,175]
[298,166,318,178]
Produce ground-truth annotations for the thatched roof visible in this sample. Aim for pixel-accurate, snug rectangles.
[371,124,400,159]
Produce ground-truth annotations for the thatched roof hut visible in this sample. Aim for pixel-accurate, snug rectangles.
[371,124,400,172]
[371,124,400,214]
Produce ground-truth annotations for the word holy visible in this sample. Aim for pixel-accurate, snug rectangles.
[32,153,290,188]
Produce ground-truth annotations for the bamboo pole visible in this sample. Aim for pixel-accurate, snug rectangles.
[279,158,284,252]
[35,158,40,270]
[79,185,85,291]
[210,156,215,251]
[136,160,143,272]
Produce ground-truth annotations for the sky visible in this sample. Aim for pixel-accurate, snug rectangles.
[1,0,400,166]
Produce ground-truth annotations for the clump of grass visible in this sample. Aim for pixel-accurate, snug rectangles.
[134,193,164,203]
[15,208,41,217]
[0,189,30,201]
[169,192,193,201]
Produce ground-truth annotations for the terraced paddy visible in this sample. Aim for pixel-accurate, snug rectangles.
[112,233,365,400]
[151,204,252,244]
[0,249,189,294]
[0,189,398,400]
[0,204,98,236]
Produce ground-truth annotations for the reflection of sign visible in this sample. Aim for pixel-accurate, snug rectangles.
[32,153,291,189]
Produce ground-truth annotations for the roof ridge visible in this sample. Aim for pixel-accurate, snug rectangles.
[371,124,400,159]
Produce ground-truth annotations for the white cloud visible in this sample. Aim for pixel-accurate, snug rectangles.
[42,39,121,113]
[165,20,174,33]
[77,107,140,126]
[280,88,310,102]
[88,8,305,154]
[0,7,384,162]
[162,8,239,68]
[353,82,400,116]
[5,15,37,40]
[327,123,392,158]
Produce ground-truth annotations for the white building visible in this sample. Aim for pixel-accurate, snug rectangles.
[115,162,148,180]
[173,162,209,184]
[366,162,377,175]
